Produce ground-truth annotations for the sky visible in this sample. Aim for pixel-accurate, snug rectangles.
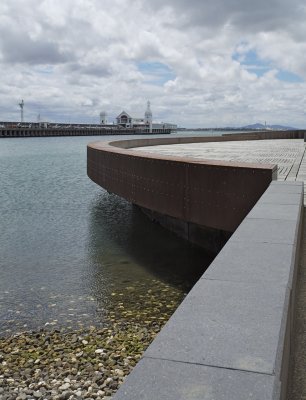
[0,0,306,128]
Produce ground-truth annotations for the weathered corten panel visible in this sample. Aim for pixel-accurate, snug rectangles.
[87,137,277,232]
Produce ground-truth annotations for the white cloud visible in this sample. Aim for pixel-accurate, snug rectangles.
[0,0,305,127]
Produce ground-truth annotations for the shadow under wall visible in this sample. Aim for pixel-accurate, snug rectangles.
[86,191,216,293]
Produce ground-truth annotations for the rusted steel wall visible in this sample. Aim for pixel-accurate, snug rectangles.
[87,138,277,233]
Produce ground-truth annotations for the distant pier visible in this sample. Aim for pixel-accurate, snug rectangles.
[0,126,172,138]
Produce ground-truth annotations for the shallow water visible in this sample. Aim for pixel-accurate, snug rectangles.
[0,135,214,335]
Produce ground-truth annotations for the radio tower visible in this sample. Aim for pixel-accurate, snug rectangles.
[19,99,24,123]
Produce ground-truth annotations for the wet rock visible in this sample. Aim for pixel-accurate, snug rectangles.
[0,306,172,399]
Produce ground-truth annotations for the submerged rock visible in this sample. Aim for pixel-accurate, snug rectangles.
[0,320,164,398]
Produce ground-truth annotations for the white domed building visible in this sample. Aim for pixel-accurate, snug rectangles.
[115,101,176,134]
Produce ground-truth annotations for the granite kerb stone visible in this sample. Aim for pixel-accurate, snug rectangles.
[113,358,278,400]
[203,241,297,288]
[230,218,299,245]
[246,203,301,221]
[144,278,288,375]
[112,182,304,400]
[258,192,302,205]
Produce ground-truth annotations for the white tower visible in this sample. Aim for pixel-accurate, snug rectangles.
[100,111,107,125]
[144,100,152,133]
[19,99,24,123]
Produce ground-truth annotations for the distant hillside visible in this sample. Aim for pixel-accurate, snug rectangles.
[241,123,297,130]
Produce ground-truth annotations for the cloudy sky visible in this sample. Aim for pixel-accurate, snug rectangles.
[0,0,306,128]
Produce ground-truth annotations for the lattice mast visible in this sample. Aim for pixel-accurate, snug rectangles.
[19,99,24,123]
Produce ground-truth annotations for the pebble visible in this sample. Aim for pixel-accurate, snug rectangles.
[0,322,165,398]
[0,279,185,398]
[59,383,70,391]
[16,394,27,400]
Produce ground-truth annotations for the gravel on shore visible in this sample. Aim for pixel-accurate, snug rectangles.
[0,321,162,400]
[0,278,191,399]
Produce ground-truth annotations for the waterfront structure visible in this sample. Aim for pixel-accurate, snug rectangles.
[114,101,176,133]
[87,130,306,400]
[116,111,134,127]
[0,101,177,137]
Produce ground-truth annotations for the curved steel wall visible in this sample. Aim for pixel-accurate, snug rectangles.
[87,137,277,232]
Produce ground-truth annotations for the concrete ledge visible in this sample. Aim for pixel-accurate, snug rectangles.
[114,358,277,400]
[112,182,304,400]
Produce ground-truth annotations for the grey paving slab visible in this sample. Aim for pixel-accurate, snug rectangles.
[203,241,296,288]
[230,218,299,245]
[258,192,302,205]
[246,203,301,221]
[268,183,303,194]
[113,358,277,400]
[270,180,303,186]
[144,278,288,374]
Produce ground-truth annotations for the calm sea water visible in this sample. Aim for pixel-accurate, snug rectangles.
[0,134,216,336]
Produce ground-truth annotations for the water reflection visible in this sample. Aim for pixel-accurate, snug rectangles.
[86,192,214,326]
[88,192,214,286]
[0,136,214,336]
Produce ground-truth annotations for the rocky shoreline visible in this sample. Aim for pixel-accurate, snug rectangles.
[0,321,162,400]
[0,277,192,399]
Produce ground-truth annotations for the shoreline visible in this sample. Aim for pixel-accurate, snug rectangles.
[0,321,162,400]
[0,279,190,399]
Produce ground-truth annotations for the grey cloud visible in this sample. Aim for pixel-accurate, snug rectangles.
[0,0,305,128]
[0,30,74,65]
[67,63,112,77]
[145,0,304,34]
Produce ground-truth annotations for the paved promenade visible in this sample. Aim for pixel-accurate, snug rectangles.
[135,137,306,207]
[135,139,305,182]
[134,138,306,399]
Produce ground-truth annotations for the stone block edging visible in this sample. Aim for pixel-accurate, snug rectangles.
[112,181,304,400]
